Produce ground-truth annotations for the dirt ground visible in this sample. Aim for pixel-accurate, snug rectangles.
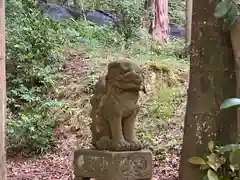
[7,50,188,180]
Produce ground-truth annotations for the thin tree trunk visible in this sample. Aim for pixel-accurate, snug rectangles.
[185,0,192,57]
[0,0,6,179]
[150,0,169,43]
[144,0,152,33]
[179,0,237,179]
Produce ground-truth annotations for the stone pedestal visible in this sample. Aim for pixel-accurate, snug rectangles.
[73,149,153,180]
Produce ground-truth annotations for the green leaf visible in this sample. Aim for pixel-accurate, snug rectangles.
[215,0,232,18]
[217,144,240,153]
[207,169,219,180]
[224,4,238,28]
[220,98,240,109]
[200,164,210,170]
[29,127,35,132]
[188,157,206,165]
[206,154,218,171]
[14,1,23,7]
[208,141,214,152]
[27,52,33,57]
[229,164,237,172]
[42,100,63,108]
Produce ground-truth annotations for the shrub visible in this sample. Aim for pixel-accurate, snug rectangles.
[6,0,66,111]
[111,0,146,42]
[6,0,66,154]
[78,0,146,44]
[7,110,56,154]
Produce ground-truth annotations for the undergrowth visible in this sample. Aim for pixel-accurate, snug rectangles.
[137,66,187,151]
[150,87,183,121]
[6,0,186,155]
[138,86,183,136]
[6,0,66,154]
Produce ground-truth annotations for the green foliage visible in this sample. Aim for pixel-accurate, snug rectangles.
[5,0,125,155]
[168,0,185,26]
[6,99,63,154]
[6,0,66,154]
[111,0,146,42]
[150,87,182,121]
[60,20,124,46]
[6,0,65,112]
[188,156,207,165]
[7,110,56,154]
[78,0,146,43]
[78,0,185,44]
[188,140,238,180]
[215,0,240,29]
[152,38,186,59]
[188,98,240,180]
[220,98,240,109]
[82,0,186,29]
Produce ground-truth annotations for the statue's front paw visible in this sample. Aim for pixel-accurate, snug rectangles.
[129,140,143,150]
[111,140,130,151]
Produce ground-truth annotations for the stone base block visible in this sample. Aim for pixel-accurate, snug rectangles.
[73,148,153,180]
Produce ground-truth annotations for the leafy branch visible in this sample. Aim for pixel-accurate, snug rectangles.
[188,98,240,180]
[215,0,240,29]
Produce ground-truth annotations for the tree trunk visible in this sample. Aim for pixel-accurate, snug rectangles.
[179,0,237,179]
[144,0,153,33]
[150,0,169,43]
[0,0,6,179]
[185,0,192,57]
[230,17,240,142]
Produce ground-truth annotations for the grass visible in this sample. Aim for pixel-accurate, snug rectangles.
[136,63,187,147]
[150,87,183,122]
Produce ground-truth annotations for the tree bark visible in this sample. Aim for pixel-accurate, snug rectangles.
[185,0,192,57]
[230,17,240,142]
[144,0,153,33]
[179,0,237,179]
[150,0,169,43]
[0,0,6,179]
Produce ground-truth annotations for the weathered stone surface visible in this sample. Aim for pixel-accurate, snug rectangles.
[90,60,146,151]
[74,149,153,180]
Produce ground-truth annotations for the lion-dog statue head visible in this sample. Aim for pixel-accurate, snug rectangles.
[90,60,145,151]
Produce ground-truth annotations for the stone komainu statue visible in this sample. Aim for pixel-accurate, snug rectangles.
[90,60,145,151]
